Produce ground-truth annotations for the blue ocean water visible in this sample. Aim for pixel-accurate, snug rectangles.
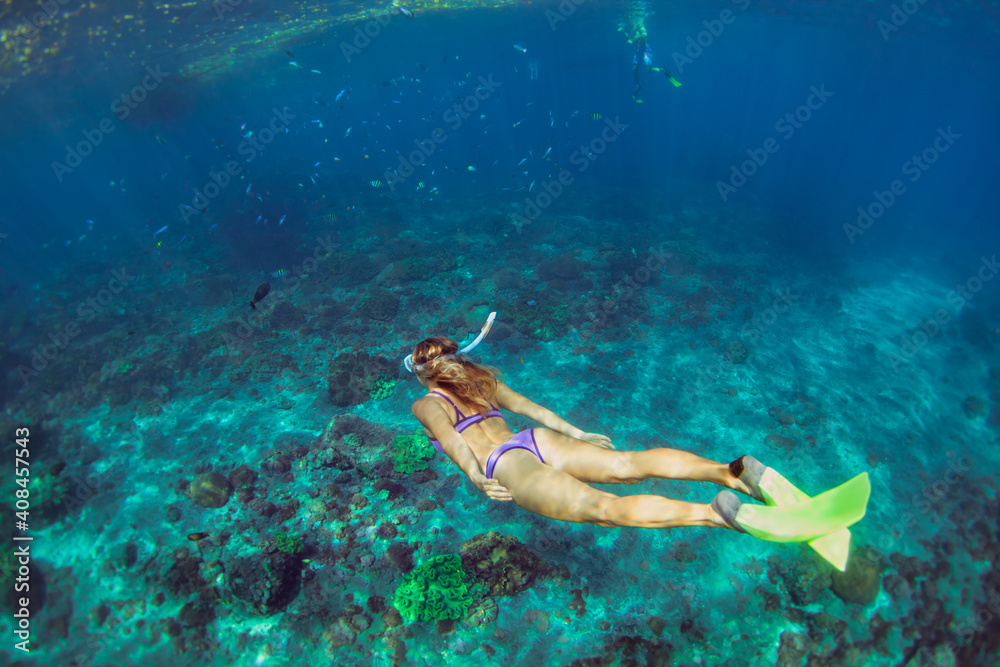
[1,0,999,665]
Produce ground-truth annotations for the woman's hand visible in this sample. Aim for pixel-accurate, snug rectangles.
[473,474,513,501]
[580,432,615,449]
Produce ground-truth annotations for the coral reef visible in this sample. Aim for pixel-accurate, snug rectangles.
[463,597,499,628]
[355,288,401,322]
[768,553,833,606]
[27,461,69,526]
[830,546,882,605]
[391,434,435,474]
[459,532,549,597]
[368,374,397,401]
[227,551,304,615]
[271,532,304,556]
[723,340,750,364]
[962,396,985,418]
[331,252,380,285]
[188,472,233,509]
[494,295,572,341]
[327,351,399,407]
[392,554,476,623]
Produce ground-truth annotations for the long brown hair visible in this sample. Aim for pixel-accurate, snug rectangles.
[411,336,503,416]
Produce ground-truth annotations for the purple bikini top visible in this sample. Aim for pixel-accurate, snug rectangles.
[426,390,502,453]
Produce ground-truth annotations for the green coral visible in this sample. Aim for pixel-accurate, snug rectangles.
[391,433,435,474]
[273,532,304,556]
[495,296,572,342]
[369,374,397,401]
[393,554,477,623]
[28,468,68,509]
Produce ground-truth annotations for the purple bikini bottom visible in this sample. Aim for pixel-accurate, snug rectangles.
[485,429,545,479]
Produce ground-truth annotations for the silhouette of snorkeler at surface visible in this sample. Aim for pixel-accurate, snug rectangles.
[629,28,681,102]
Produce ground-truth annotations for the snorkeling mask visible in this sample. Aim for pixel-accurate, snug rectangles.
[403,311,497,373]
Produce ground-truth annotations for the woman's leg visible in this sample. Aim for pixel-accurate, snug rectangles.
[533,429,753,495]
[493,448,732,530]
[629,448,753,495]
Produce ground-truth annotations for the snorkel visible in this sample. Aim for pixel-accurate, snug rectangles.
[404,311,497,373]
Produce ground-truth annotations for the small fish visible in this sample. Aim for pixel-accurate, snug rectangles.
[397,5,414,18]
[279,215,286,225]
[370,179,384,188]
[513,44,527,53]
[467,165,476,172]
[250,282,271,310]
[543,146,552,159]
[187,532,210,542]
[517,157,527,166]
[155,135,167,145]
[289,61,303,69]
[245,183,252,194]
[153,225,168,236]
[513,120,523,128]
[313,161,321,167]
[416,181,425,189]
[529,180,536,192]
[344,126,352,138]
[590,112,602,120]
[272,269,286,278]
[282,49,294,57]
[310,69,322,74]
[526,299,537,306]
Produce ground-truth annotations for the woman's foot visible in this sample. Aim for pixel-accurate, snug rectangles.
[728,455,768,501]
[710,491,747,532]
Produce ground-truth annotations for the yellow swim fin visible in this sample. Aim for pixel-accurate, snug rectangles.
[755,468,854,571]
[735,473,871,570]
